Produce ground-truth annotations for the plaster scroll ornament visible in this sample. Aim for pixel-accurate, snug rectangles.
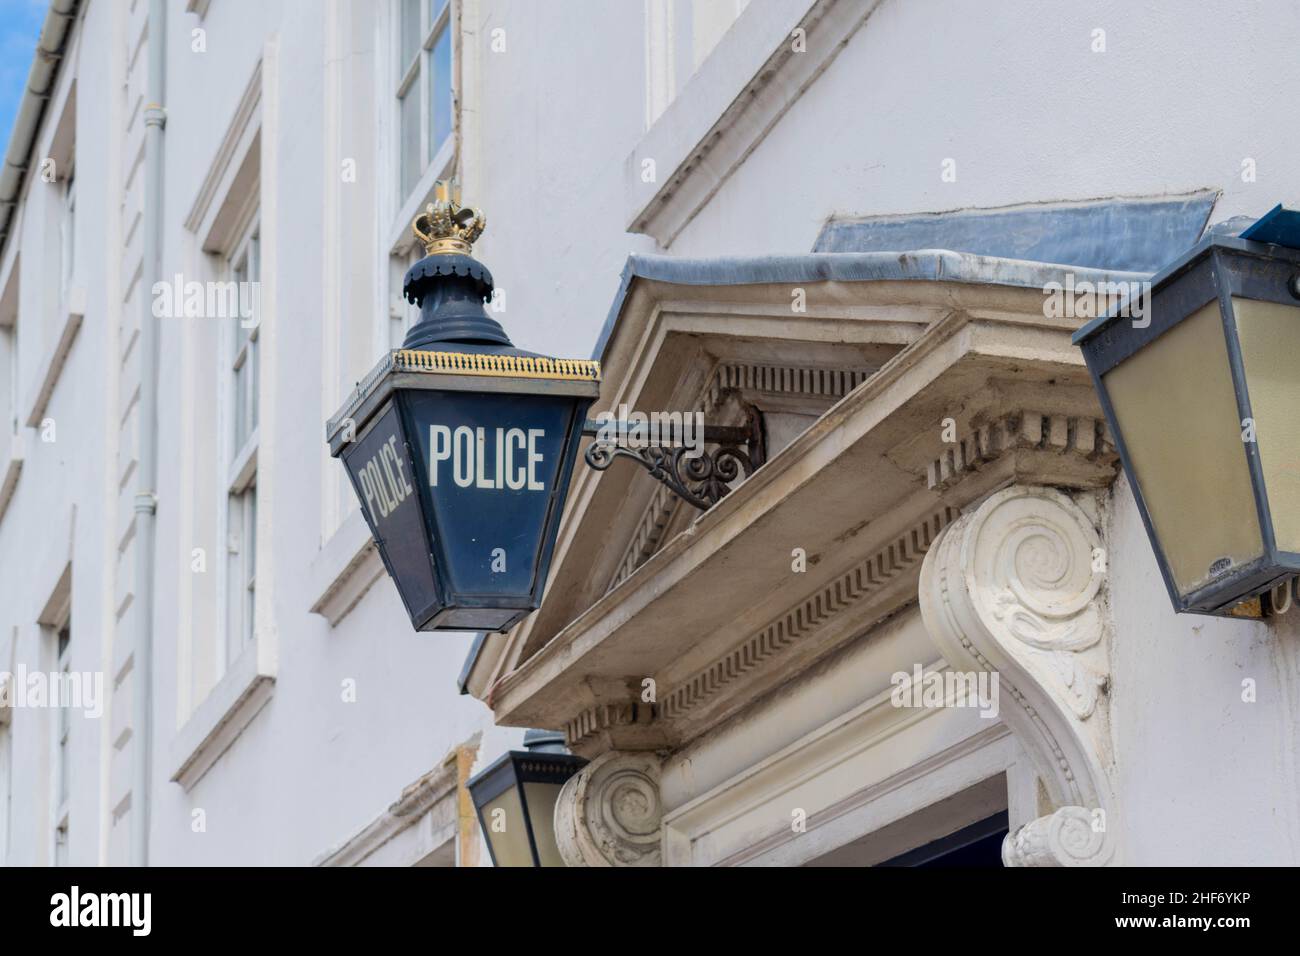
[553,751,663,867]
[919,485,1117,865]
[1001,806,1109,867]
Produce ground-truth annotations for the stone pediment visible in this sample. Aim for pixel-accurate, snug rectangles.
[466,252,1131,758]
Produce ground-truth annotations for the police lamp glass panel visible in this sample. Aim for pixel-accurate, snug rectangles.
[467,751,586,867]
[1074,235,1300,615]
[327,182,599,632]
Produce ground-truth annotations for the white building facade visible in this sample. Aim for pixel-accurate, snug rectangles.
[2,0,1299,868]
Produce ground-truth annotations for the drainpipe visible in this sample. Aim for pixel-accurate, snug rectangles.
[132,0,167,867]
[0,0,80,255]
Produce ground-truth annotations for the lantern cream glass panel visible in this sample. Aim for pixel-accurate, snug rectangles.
[466,748,584,867]
[1233,298,1300,553]
[1102,301,1261,596]
[1077,235,1300,615]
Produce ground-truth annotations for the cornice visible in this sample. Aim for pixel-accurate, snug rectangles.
[496,292,924,675]
[491,303,1119,751]
[926,409,1117,492]
[184,57,263,241]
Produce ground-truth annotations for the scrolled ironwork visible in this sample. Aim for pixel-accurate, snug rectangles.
[583,441,756,510]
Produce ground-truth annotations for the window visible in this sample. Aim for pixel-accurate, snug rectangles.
[0,323,15,438]
[0,260,15,454]
[389,247,423,349]
[41,81,75,344]
[60,172,76,294]
[645,0,750,127]
[396,0,453,201]
[224,221,260,666]
[53,621,70,866]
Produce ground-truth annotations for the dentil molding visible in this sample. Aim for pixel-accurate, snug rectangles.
[919,484,1117,866]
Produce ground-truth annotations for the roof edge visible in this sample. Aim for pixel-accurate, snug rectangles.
[593,249,1150,360]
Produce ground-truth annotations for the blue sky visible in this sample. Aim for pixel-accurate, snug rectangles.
[0,1,49,154]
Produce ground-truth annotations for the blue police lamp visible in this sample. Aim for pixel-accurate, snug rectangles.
[326,183,599,632]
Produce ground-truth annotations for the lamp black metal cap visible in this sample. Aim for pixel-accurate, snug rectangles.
[401,253,511,349]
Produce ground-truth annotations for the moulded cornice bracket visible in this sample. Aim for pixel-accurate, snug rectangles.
[918,484,1117,866]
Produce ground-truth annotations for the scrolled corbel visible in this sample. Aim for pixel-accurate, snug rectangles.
[553,751,663,866]
[919,484,1118,864]
[1002,806,1110,867]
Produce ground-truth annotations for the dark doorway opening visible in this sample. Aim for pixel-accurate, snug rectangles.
[876,811,1008,867]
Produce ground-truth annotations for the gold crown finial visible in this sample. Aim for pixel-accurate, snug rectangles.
[412,180,486,255]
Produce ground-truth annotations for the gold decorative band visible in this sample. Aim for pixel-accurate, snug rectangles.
[394,349,602,382]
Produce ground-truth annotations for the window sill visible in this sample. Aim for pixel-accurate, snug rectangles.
[308,507,384,627]
[312,758,460,867]
[168,634,276,791]
[387,136,456,254]
[23,287,85,427]
[227,427,259,491]
[0,429,23,525]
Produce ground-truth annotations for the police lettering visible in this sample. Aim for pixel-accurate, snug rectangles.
[429,425,544,491]
[358,434,414,523]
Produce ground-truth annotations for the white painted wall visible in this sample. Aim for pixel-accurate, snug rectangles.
[1107,473,1300,865]
[0,0,651,867]
[667,0,1300,257]
[0,0,115,868]
[2,0,1299,867]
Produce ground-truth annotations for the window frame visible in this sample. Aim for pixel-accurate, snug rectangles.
[394,0,454,206]
[60,171,76,296]
[1,323,15,439]
[0,252,17,464]
[220,214,262,671]
[51,618,71,866]
[389,245,423,349]
[385,1,457,363]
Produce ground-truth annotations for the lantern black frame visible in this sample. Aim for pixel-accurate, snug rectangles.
[467,749,587,867]
[1075,234,1300,615]
[328,352,597,633]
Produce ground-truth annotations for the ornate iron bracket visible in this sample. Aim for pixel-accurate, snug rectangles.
[581,405,766,510]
